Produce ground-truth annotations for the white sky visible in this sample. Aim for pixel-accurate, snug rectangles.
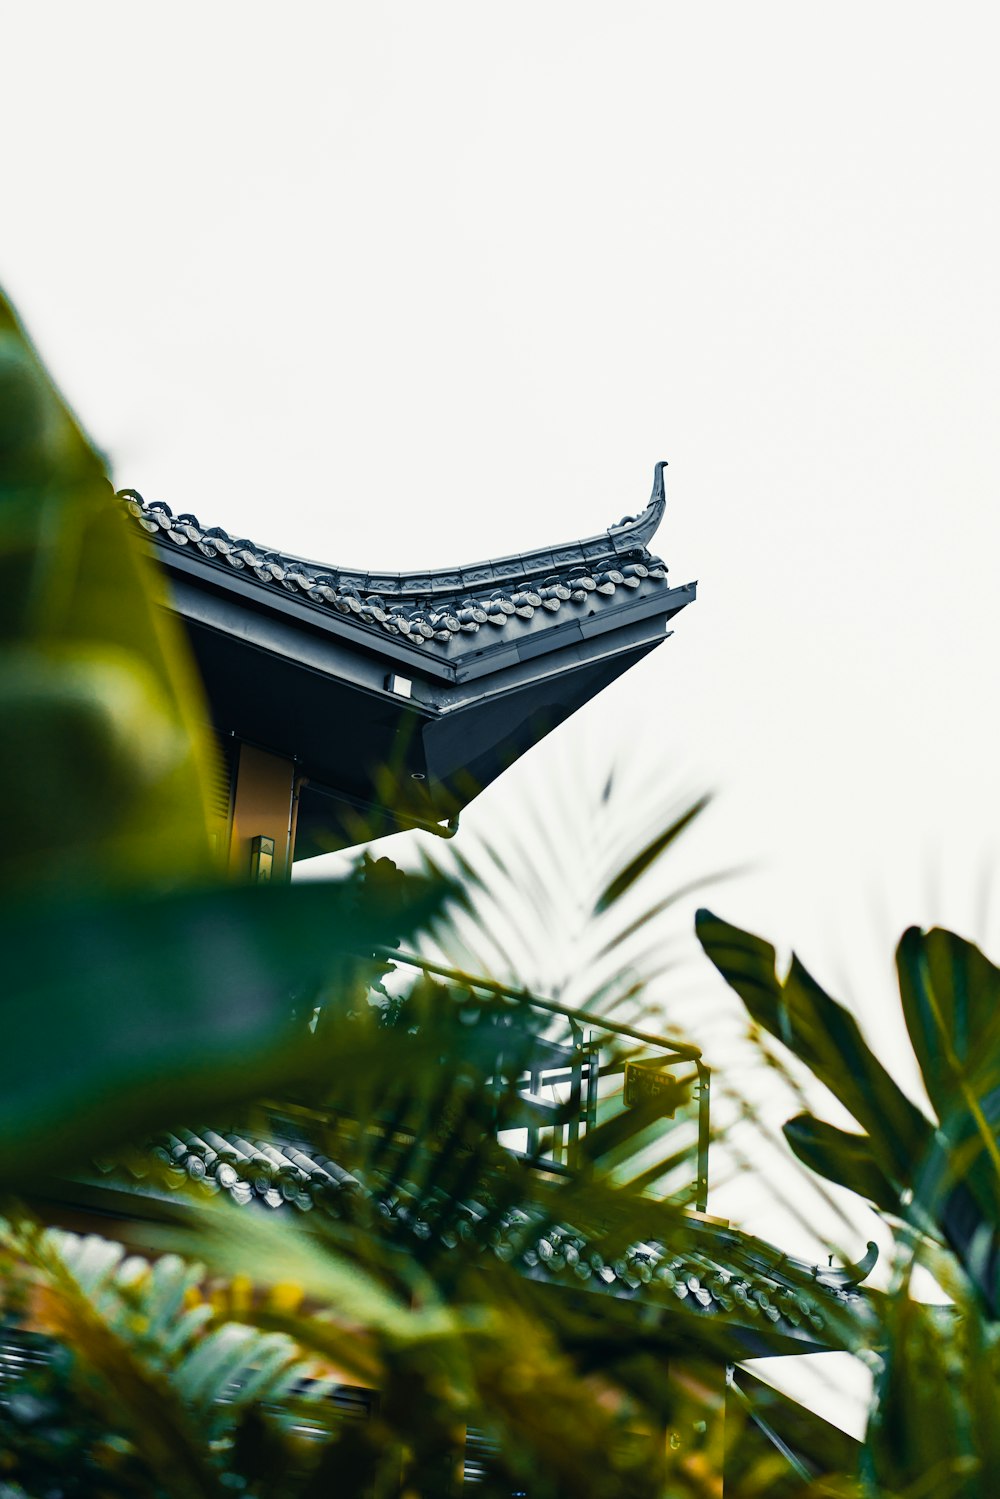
[8,2,1000,1437]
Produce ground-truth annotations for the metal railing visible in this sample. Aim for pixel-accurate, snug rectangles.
[375,946,710,1212]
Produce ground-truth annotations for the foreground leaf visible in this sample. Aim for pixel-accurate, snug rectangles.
[695,909,932,1195]
[782,1115,900,1217]
[0,874,444,1185]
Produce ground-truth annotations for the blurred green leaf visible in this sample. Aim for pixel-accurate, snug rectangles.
[0,874,445,1186]
[0,288,220,897]
[3,1219,328,1498]
[594,796,707,913]
[864,1284,998,1499]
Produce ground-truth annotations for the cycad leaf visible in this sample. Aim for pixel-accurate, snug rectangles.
[145,1254,203,1343]
[55,1231,125,1294]
[592,868,746,964]
[5,1223,231,1499]
[175,1324,264,1405]
[174,1324,304,1416]
[578,1090,692,1171]
[160,1302,216,1358]
[226,1336,304,1408]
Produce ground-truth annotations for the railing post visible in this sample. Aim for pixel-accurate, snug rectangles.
[695,1063,711,1212]
[565,1018,583,1170]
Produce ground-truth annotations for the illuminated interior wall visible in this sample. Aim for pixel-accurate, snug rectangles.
[227,743,296,882]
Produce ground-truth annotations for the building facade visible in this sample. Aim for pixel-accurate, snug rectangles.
[122,461,693,872]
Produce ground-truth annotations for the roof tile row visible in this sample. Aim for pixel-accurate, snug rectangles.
[91,1127,865,1346]
[121,491,668,651]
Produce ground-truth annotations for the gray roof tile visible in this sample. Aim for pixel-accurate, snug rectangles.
[86,1125,876,1350]
[119,462,674,655]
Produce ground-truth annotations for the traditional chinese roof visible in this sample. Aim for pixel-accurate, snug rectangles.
[124,463,696,853]
[121,463,679,658]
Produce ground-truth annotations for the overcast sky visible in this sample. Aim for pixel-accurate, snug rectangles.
[8,3,1000,1433]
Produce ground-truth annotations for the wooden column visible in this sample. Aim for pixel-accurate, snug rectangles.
[227,744,296,882]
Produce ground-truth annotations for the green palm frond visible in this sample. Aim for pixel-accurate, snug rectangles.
[413,755,717,1032]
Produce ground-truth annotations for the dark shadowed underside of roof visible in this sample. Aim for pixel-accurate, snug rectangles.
[119,462,697,849]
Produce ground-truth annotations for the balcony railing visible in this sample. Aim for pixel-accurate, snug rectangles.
[374,946,710,1212]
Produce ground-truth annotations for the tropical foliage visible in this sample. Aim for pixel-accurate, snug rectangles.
[15,275,999,1496]
[698,909,1000,1497]
[0,1217,326,1497]
[1,287,832,1496]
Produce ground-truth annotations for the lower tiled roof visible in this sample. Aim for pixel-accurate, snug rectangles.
[87,1128,874,1351]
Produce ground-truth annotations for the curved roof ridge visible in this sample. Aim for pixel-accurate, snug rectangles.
[120,461,668,604]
